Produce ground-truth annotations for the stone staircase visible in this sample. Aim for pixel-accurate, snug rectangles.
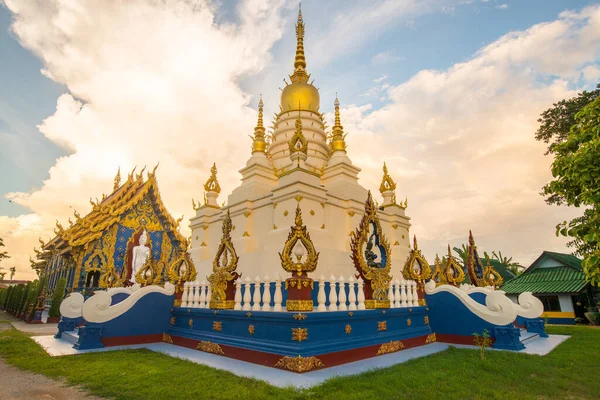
[519,328,540,345]
[59,327,80,345]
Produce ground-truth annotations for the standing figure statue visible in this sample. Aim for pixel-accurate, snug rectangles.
[130,230,150,284]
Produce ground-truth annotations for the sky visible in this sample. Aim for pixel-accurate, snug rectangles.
[1,0,599,280]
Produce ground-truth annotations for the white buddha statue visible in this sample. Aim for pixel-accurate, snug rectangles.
[130,230,150,284]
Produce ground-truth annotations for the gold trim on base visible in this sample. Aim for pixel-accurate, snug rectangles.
[286,299,313,311]
[365,300,391,309]
[376,340,405,355]
[210,300,235,309]
[196,341,224,355]
[274,356,324,373]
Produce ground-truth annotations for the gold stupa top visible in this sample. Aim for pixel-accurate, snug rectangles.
[203,163,221,194]
[330,95,347,153]
[280,4,320,112]
[379,162,397,194]
[252,95,267,153]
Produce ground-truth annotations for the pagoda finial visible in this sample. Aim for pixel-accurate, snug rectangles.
[379,162,397,194]
[203,163,221,194]
[113,167,121,191]
[290,2,308,84]
[330,94,347,153]
[252,95,267,153]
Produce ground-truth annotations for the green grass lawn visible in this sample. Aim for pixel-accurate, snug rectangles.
[0,326,599,400]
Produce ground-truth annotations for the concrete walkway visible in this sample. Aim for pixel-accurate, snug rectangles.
[0,311,58,335]
[0,358,104,400]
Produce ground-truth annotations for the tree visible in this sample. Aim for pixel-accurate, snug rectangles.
[542,96,600,285]
[491,251,525,276]
[0,237,9,280]
[453,244,469,265]
[48,277,67,318]
[535,83,600,155]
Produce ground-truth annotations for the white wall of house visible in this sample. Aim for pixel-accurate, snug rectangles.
[558,295,574,312]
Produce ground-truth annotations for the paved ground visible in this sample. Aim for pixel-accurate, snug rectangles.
[0,312,58,336]
[0,358,105,400]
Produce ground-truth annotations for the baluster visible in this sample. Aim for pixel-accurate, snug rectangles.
[234,279,242,310]
[198,280,206,308]
[252,276,262,311]
[348,276,357,311]
[400,279,408,307]
[394,279,401,308]
[317,275,327,311]
[357,277,366,310]
[273,273,283,311]
[181,282,190,308]
[412,281,419,306]
[262,275,271,311]
[406,280,413,307]
[191,282,199,308]
[388,279,395,307]
[242,276,252,311]
[328,274,338,311]
[205,284,212,308]
[338,275,347,311]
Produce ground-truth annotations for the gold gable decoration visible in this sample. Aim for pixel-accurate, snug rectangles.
[168,237,197,286]
[466,231,487,287]
[135,257,163,286]
[279,205,319,275]
[483,256,503,288]
[203,163,221,194]
[443,245,465,286]
[208,210,240,309]
[350,191,392,309]
[430,254,447,286]
[288,114,308,155]
[379,162,397,194]
[402,236,431,285]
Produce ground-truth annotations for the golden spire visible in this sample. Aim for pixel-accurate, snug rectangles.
[113,167,121,191]
[289,112,308,154]
[290,3,309,84]
[379,162,397,194]
[203,163,221,194]
[252,95,267,153]
[330,94,347,153]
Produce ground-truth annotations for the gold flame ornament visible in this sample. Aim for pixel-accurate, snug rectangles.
[208,210,240,309]
[136,257,163,286]
[402,236,431,285]
[203,163,221,194]
[289,114,308,155]
[483,257,503,288]
[466,231,487,287]
[350,191,392,309]
[379,162,397,194]
[168,239,197,287]
[279,205,319,275]
[430,254,447,286]
[443,245,465,286]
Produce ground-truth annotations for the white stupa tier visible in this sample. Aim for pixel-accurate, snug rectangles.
[189,8,410,280]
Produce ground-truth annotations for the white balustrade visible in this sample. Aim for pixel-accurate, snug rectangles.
[242,277,252,311]
[198,280,206,309]
[357,277,366,310]
[328,274,338,311]
[394,279,401,308]
[400,280,408,307]
[205,284,212,308]
[273,274,283,311]
[388,280,395,307]
[234,279,242,310]
[262,275,271,311]
[317,275,327,311]
[181,282,190,308]
[348,276,357,311]
[412,281,419,306]
[338,275,347,311]
[192,282,200,308]
[252,276,262,311]
[406,279,413,306]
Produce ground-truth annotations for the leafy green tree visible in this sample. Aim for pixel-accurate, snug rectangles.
[19,282,31,315]
[49,277,67,318]
[29,275,48,320]
[535,83,600,155]
[453,244,469,265]
[542,96,600,284]
[2,286,13,309]
[491,251,525,276]
[23,281,38,318]
[0,237,9,280]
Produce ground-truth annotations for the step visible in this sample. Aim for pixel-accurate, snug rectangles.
[520,332,540,345]
[61,330,79,345]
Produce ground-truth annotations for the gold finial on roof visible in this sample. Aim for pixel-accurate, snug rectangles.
[289,112,308,154]
[413,235,418,250]
[330,94,347,153]
[203,163,221,194]
[113,167,121,190]
[291,2,308,84]
[379,162,397,194]
[252,95,267,153]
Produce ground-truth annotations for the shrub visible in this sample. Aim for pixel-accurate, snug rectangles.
[473,329,492,360]
[48,277,67,318]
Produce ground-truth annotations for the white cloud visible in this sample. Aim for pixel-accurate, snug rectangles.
[496,4,509,9]
[372,51,403,65]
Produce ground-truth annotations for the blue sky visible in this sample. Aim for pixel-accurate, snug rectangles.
[0,0,599,278]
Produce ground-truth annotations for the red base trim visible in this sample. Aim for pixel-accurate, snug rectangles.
[101,333,163,347]
[170,334,433,372]
[47,317,61,323]
[436,333,496,346]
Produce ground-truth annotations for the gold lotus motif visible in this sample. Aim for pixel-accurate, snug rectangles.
[403,236,431,283]
[444,245,465,286]
[376,340,405,355]
[274,356,325,373]
[279,205,319,275]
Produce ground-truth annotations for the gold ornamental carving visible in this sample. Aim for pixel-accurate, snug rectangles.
[402,236,431,284]
[430,254,447,287]
[443,245,465,286]
[345,324,352,335]
[274,356,325,373]
[162,333,173,344]
[213,321,223,332]
[288,115,308,155]
[168,238,197,287]
[196,341,224,355]
[292,327,308,342]
[484,257,504,288]
[279,205,319,275]
[293,313,307,321]
[350,191,392,309]
[378,321,387,331]
[248,324,255,335]
[203,163,221,194]
[379,162,397,194]
[376,340,405,355]
[424,316,429,325]
[208,210,240,309]
[425,333,437,344]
